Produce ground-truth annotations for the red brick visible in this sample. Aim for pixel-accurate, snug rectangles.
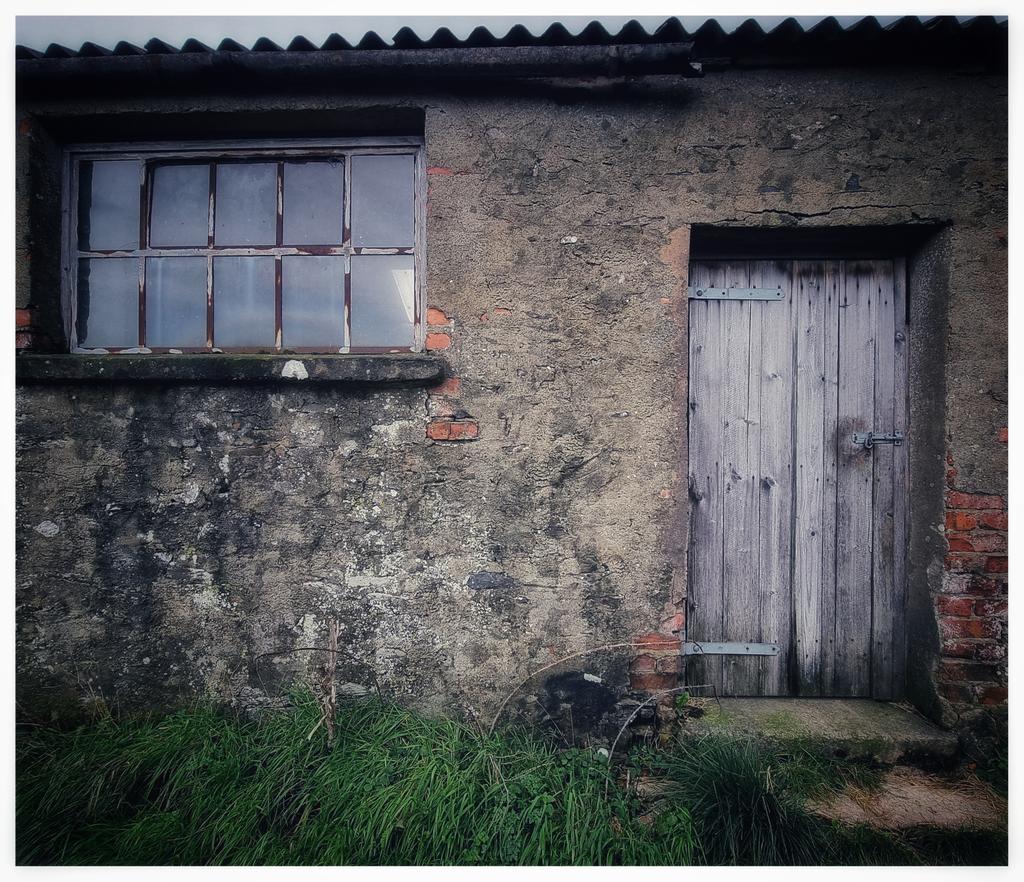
[936,596,974,617]
[941,639,978,659]
[493,307,513,316]
[426,421,451,441]
[431,377,462,397]
[946,468,958,488]
[634,632,681,652]
[945,553,983,572]
[939,617,999,640]
[425,332,451,351]
[946,491,1004,510]
[979,685,1008,705]
[15,308,33,328]
[662,611,685,633]
[629,671,678,692]
[946,511,977,532]
[446,421,479,441]
[946,537,974,553]
[15,330,34,349]
[943,574,1003,596]
[937,682,973,703]
[426,307,451,326]
[966,533,1006,554]
[974,598,1008,618]
[629,654,656,673]
[938,660,999,682]
[984,556,1008,573]
[978,512,1008,531]
[976,642,1007,662]
[426,166,455,176]
[998,427,1008,443]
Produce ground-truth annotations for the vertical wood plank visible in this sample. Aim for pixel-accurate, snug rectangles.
[792,261,827,695]
[752,259,794,695]
[834,260,877,696]
[891,257,909,699]
[871,261,897,698]
[820,262,842,694]
[719,262,763,695]
[686,261,725,692]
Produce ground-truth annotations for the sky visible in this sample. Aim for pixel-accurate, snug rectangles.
[14,10,997,53]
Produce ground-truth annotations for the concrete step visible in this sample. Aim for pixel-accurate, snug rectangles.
[679,697,959,766]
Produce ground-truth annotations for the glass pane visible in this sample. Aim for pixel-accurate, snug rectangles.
[351,255,415,349]
[215,162,277,246]
[283,161,344,245]
[213,257,276,348]
[78,160,140,251]
[149,164,210,247]
[351,155,414,247]
[146,257,208,347]
[282,256,344,350]
[76,258,139,349]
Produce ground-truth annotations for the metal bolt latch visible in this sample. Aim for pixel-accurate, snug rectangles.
[852,431,904,450]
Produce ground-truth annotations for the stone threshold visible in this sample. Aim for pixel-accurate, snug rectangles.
[15,353,447,386]
[680,697,960,766]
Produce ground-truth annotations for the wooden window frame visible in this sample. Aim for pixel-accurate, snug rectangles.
[61,136,426,354]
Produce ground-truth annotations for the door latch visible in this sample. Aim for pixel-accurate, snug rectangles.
[852,431,904,450]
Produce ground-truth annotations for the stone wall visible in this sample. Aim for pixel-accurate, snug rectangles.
[15,62,1008,732]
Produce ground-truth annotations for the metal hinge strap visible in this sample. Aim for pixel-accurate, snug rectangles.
[683,642,781,656]
[687,286,785,301]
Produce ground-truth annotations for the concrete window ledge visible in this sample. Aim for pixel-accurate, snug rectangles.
[15,353,447,386]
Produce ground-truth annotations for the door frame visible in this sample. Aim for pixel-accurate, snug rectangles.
[680,224,951,718]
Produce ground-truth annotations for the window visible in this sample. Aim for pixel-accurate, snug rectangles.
[63,138,424,353]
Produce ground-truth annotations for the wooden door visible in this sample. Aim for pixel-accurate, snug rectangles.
[686,259,908,698]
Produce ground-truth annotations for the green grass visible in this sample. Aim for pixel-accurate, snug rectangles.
[15,695,1006,866]
[17,692,693,865]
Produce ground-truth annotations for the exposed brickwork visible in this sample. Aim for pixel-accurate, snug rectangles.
[425,332,451,351]
[629,632,682,692]
[426,307,451,326]
[426,419,479,442]
[938,451,1007,710]
[15,308,50,351]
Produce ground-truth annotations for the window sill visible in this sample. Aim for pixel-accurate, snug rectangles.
[15,353,446,386]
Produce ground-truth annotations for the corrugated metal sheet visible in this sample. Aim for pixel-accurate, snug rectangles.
[15,15,1007,62]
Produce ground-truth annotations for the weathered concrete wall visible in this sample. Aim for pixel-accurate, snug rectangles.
[15,65,1007,731]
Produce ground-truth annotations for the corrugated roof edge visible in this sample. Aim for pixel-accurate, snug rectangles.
[15,15,1008,61]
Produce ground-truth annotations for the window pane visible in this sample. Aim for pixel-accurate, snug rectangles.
[351,155,414,247]
[213,257,276,348]
[76,258,139,348]
[78,160,140,251]
[283,161,344,245]
[351,255,415,349]
[146,257,208,347]
[215,162,277,246]
[149,164,210,247]
[282,256,344,350]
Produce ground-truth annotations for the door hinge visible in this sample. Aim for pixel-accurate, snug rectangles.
[683,642,781,656]
[852,431,904,450]
[687,286,785,301]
